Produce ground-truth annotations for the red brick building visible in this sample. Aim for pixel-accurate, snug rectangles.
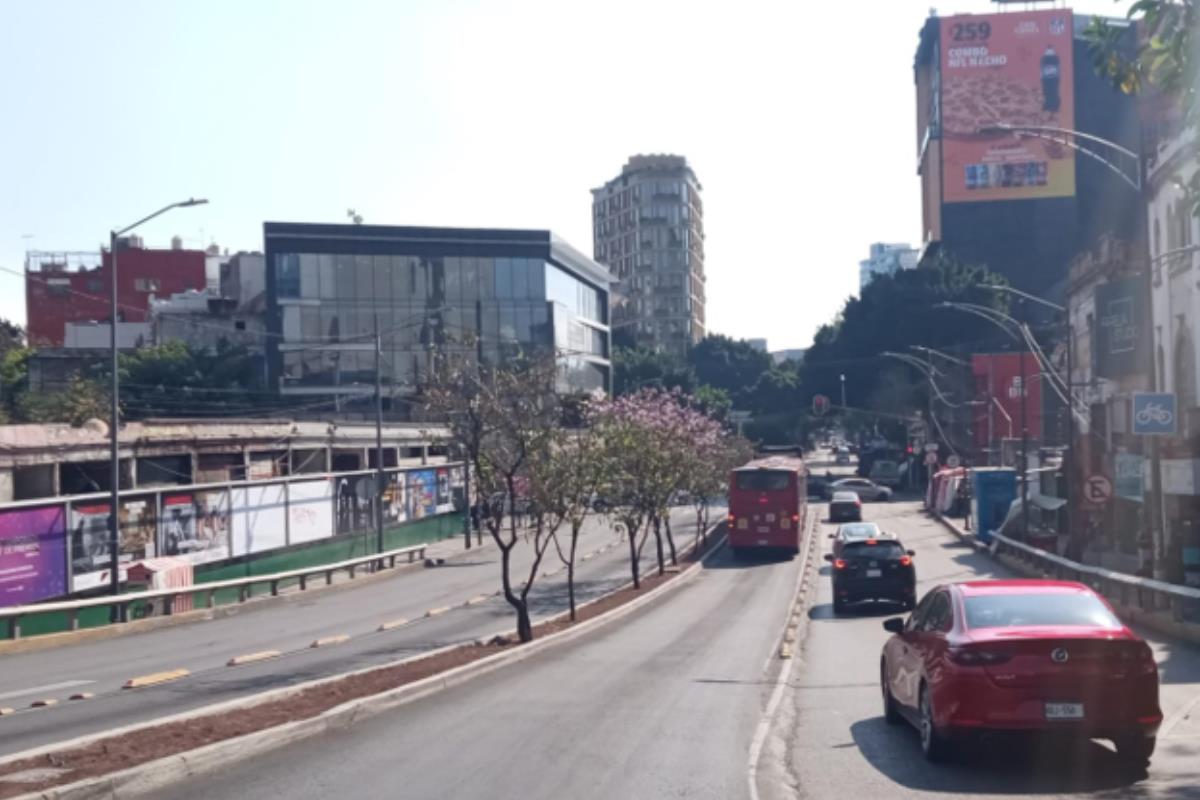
[25,238,207,346]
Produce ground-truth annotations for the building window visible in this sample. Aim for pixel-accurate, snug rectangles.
[134,278,161,292]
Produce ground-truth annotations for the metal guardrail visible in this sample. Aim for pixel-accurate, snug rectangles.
[991,531,1200,620]
[1,543,430,640]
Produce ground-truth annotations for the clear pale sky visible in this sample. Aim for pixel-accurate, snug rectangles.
[0,0,1132,350]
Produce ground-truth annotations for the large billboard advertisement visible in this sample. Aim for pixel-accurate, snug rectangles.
[941,9,1074,203]
[407,470,438,520]
[970,353,1043,449]
[0,506,67,606]
[1095,275,1150,379]
[231,484,287,556]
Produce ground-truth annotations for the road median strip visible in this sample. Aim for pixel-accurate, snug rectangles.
[121,669,190,690]
[227,651,283,667]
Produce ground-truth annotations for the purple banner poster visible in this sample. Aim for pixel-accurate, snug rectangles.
[0,505,68,606]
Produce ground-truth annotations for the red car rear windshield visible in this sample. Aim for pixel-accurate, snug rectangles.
[964,593,1120,630]
[735,471,791,491]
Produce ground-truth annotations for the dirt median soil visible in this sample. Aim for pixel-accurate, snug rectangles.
[0,542,710,799]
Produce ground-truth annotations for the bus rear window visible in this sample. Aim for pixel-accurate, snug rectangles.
[735,471,791,492]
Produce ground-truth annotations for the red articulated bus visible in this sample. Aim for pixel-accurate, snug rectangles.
[727,455,807,557]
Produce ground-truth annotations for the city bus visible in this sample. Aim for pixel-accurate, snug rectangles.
[727,455,807,557]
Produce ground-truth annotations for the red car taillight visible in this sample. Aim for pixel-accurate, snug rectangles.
[948,647,1012,666]
[727,514,736,523]
[899,555,913,567]
[1120,641,1158,675]
[833,558,847,570]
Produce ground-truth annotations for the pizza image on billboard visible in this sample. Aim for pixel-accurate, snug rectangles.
[941,9,1074,203]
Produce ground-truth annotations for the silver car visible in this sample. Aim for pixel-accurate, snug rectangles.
[829,477,892,502]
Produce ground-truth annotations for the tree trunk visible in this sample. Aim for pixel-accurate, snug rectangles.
[664,514,678,566]
[695,504,706,549]
[627,522,641,589]
[653,516,665,576]
[568,521,581,621]
[515,603,533,643]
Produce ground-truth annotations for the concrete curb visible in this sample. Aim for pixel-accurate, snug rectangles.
[9,526,723,800]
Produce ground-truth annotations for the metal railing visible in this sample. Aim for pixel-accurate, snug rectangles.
[991,531,1200,620]
[1,542,429,640]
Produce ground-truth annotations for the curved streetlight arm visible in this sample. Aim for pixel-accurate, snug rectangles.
[978,283,1065,313]
[909,344,970,367]
[937,301,1022,340]
[114,198,208,238]
[977,123,1140,192]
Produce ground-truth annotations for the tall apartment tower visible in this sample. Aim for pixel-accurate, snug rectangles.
[591,155,705,357]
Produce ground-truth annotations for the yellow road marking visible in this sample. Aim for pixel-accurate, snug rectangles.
[0,708,13,716]
[122,669,191,690]
[463,595,489,607]
[377,618,408,632]
[310,635,350,648]
[226,650,282,667]
[424,606,450,618]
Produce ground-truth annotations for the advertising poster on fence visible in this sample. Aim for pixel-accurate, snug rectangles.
[120,497,157,560]
[71,503,117,591]
[161,491,231,564]
[231,483,287,556]
[335,475,375,534]
[407,470,437,520]
[288,479,334,545]
[435,468,453,513]
[0,505,67,606]
[940,9,1075,203]
[384,473,407,526]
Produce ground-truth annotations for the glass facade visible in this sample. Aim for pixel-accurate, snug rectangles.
[271,243,609,400]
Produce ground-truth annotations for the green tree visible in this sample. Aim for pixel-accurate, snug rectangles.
[1086,0,1197,208]
[687,335,773,404]
[612,345,694,396]
[119,340,269,418]
[799,255,1009,432]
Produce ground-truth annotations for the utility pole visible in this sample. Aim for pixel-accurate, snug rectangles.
[108,230,121,613]
[374,313,385,558]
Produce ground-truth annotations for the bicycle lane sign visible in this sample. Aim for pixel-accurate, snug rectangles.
[1132,392,1177,436]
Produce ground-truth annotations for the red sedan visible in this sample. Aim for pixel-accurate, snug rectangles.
[880,580,1161,765]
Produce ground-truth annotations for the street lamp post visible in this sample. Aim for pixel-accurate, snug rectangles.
[107,199,208,607]
[839,374,846,410]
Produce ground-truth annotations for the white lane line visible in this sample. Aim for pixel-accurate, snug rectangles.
[0,680,93,702]
[747,513,819,800]
[1160,688,1200,738]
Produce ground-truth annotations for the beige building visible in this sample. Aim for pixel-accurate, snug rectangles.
[591,155,705,357]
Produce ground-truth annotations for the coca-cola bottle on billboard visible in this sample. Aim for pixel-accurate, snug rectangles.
[1041,46,1061,112]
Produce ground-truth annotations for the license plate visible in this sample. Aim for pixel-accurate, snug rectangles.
[865,569,882,578]
[757,539,769,545]
[1044,703,1084,720]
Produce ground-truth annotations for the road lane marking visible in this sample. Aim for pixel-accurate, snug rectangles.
[122,669,191,690]
[377,618,409,631]
[463,595,489,607]
[1160,688,1200,738]
[0,708,13,716]
[0,680,94,702]
[226,650,283,667]
[29,698,58,708]
[68,692,95,701]
[310,635,350,648]
[424,606,450,618]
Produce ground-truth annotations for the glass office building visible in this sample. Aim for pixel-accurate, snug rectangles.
[264,223,613,413]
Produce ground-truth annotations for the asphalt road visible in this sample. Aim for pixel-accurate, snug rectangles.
[158,518,806,799]
[0,508,714,758]
[763,500,1200,800]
